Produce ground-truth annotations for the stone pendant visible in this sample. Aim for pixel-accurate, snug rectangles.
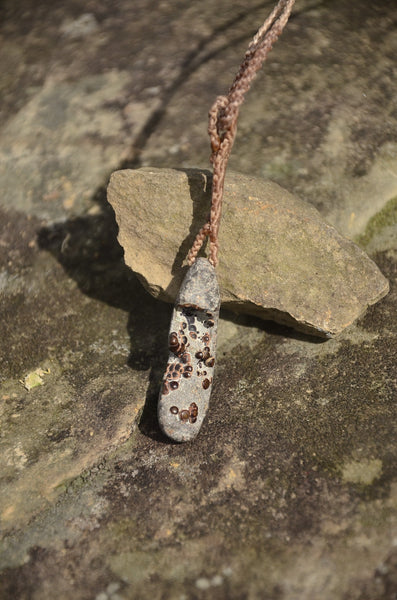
[158,258,220,442]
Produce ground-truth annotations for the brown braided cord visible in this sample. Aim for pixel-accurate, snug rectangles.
[187,0,296,267]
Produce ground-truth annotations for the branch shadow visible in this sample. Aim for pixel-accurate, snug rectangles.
[117,0,321,170]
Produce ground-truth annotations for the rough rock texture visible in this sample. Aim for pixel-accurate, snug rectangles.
[158,258,220,442]
[1,1,397,599]
[108,167,389,337]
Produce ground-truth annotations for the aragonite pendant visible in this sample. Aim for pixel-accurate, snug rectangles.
[158,258,220,442]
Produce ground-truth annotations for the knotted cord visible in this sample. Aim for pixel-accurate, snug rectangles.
[187,0,296,267]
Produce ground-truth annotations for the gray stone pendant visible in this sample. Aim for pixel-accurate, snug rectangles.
[158,258,220,442]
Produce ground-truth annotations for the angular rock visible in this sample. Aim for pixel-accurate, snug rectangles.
[107,167,389,337]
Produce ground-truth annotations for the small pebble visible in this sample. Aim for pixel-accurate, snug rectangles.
[60,13,99,39]
[107,582,120,595]
[195,577,211,590]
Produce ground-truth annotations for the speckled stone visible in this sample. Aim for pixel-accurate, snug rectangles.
[107,167,389,337]
[158,259,220,442]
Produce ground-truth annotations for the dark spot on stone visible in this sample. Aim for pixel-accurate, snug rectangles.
[203,347,211,360]
[180,410,189,422]
[170,406,179,414]
[169,332,186,356]
[202,378,210,390]
[205,357,215,368]
[202,333,210,344]
[184,365,193,372]
[47,427,71,443]
[189,331,197,339]
[183,372,192,378]
[169,332,179,351]
[170,381,179,390]
[189,402,198,418]
[195,351,204,360]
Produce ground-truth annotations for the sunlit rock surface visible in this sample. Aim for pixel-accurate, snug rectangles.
[1,1,397,599]
[108,167,388,337]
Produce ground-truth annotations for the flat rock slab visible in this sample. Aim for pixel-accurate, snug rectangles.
[107,167,389,337]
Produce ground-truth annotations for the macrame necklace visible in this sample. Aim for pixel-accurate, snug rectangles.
[158,0,296,442]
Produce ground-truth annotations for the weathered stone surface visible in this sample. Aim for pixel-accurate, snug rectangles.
[2,1,397,599]
[108,167,389,337]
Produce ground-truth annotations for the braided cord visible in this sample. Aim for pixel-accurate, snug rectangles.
[187,0,295,267]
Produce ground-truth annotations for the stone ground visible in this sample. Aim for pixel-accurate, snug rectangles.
[0,0,397,599]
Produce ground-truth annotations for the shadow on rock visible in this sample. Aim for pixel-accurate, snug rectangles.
[37,186,173,441]
[36,183,326,442]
